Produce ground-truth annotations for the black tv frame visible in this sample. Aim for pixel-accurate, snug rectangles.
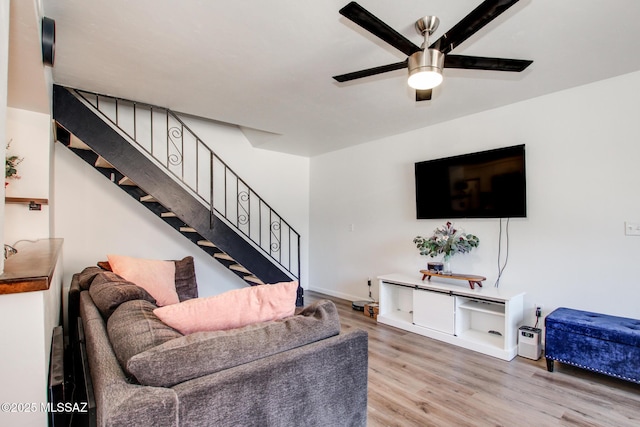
[415,144,526,219]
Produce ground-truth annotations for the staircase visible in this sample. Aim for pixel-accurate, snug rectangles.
[53,85,302,305]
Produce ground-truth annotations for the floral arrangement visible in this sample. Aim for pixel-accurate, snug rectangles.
[413,221,479,258]
[6,140,23,181]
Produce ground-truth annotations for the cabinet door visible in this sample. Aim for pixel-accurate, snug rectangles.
[413,289,455,335]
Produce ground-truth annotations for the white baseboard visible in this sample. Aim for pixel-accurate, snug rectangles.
[306,285,370,303]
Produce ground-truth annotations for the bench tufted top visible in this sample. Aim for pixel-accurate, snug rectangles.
[545,307,640,347]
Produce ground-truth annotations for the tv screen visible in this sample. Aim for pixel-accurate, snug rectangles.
[415,144,526,219]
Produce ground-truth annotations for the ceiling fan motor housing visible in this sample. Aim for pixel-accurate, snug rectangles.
[408,49,444,89]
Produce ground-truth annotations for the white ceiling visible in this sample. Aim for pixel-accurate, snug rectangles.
[35,0,640,156]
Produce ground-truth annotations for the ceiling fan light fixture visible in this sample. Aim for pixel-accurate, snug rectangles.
[407,49,444,90]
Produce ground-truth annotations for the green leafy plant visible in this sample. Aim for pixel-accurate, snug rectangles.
[413,221,479,257]
[5,140,23,180]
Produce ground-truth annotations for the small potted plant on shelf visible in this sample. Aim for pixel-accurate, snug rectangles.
[5,140,23,187]
[413,221,479,274]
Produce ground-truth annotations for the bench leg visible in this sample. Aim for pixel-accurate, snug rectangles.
[546,358,554,372]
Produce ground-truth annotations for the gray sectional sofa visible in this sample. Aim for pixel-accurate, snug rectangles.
[67,265,368,427]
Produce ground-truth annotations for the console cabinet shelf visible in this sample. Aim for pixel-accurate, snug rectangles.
[378,273,524,360]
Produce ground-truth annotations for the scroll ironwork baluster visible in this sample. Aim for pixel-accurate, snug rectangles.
[238,191,249,226]
[271,220,281,259]
[167,126,184,166]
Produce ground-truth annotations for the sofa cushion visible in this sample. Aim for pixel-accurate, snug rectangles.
[153,280,298,335]
[97,256,198,302]
[107,299,183,375]
[76,266,105,290]
[128,299,341,387]
[174,256,198,301]
[107,254,180,306]
[89,272,157,319]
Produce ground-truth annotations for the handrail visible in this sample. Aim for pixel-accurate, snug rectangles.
[71,89,300,281]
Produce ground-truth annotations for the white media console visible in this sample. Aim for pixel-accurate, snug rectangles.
[378,273,524,360]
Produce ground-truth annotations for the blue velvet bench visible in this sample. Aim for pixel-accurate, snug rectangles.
[545,307,640,383]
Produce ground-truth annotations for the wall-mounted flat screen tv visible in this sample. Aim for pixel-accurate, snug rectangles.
[415,144,526,219]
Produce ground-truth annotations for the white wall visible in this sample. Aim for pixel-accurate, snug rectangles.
[54,117,310,297]
[4,107,52,244]
[309,70,640,326]
[1,3,61,425]
[0,0,9,273]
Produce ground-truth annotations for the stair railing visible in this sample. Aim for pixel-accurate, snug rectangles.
[71,89,300,281]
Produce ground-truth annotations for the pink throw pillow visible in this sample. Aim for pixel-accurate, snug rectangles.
[153,281,298,334]
[107,254,179,306]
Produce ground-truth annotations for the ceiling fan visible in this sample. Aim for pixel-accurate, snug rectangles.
[333,0,533,101]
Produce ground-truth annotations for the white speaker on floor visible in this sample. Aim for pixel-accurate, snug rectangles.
[518,326,542,360]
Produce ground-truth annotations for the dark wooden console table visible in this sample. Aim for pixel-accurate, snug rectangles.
[419,270,486,289]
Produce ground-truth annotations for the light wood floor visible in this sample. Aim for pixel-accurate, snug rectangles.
[305,291,640,427]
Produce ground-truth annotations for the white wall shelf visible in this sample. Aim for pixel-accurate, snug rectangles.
[378,273,524,361]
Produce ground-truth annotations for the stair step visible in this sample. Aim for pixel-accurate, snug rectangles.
[161,212,178,218]
[118,176,136,186]
[180,227,197,233]
[69,134,91,150]
[140,194,158,203]
[214,253,234,262]
[197,240,216,248]
[95,156,114,168]
[244,275,264,285]
[230,264,251,274]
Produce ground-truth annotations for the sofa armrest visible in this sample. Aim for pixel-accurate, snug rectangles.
[68,273,82,343]
[68,267,104,342]
[172,329,368,427]
[80,292,179,427]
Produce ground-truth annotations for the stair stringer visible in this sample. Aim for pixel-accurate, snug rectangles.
[54,85,302,303]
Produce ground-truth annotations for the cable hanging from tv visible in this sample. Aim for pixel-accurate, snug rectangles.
[494,217,511,288]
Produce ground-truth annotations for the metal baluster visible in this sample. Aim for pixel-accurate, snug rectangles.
[150,107,154,157]
[133,102,137,142]
[210,152,214,229]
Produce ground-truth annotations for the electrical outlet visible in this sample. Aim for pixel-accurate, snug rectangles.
[625,222,640,236]
[535,306,542,318]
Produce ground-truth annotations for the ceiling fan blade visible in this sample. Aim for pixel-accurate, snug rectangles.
[416,89,432,102]
[430,0,521,54]
[333,60,408,82]
[339,2,421,56]
[445,55,532,72]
